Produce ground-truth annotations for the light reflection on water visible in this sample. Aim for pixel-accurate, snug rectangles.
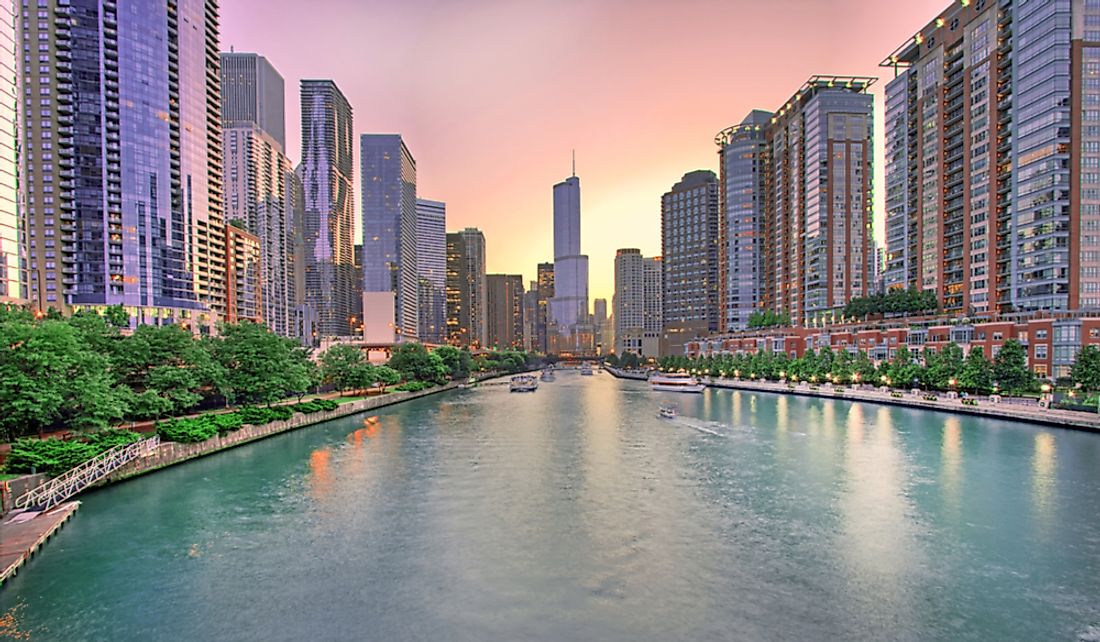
[2,374,1100,642]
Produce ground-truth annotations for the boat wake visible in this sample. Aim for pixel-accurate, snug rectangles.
[673,417,725,437]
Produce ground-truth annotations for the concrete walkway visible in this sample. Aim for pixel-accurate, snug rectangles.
[0,502,79,586]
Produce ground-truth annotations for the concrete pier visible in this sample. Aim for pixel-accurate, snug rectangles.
[0,502,79,586]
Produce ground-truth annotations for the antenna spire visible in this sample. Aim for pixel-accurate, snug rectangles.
[571,149,576,177]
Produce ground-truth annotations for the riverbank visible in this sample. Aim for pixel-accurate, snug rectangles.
[605,366,1100,432]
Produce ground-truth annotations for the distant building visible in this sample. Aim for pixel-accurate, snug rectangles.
[593,298,611,355]
[361,134,418,340]
[614,249,662,357]
[220,52,286,150]
[416,199,447,344]
[548,173,590,353]
[225,223,263,324]
[487,274,525,349]
[535,262,555,353]
[523,282,539,352]
[661,171,720,356]
[445,228,486,346]
[299,80,355,337]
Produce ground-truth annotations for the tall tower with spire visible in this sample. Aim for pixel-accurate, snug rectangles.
[548,156,590,353]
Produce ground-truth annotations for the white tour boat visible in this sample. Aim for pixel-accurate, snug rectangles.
[649,372,705,393]
[509,375,539,392]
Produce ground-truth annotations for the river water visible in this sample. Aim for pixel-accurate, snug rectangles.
[3,372,1100,641]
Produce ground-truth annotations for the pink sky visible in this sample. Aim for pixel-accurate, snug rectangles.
[222,0,947,304]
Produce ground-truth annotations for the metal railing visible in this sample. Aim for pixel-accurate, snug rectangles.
[14,436,160,512]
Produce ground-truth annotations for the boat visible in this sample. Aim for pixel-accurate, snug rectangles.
[580,363,594,376]
[540,369,556,382]
[649,371,705,393]
[658,404,678,419]
[509,375,539,392]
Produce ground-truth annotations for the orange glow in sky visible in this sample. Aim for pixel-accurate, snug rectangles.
[223,0,948,304]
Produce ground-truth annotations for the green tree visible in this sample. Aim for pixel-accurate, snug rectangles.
[388,343,449,384]
[888,345,922,387]
[1072,345,1100,391]
[620,351,641,369]
[113,324,221,417]
[993,339,1035,394]
[435,345,473,379]
[214,321,312,405]
[959,346,994,394]
[320,344,365,392]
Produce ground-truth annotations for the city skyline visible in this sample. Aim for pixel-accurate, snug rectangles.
[220,0,947,303]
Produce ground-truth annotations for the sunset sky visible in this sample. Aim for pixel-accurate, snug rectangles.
[222,0,947,305]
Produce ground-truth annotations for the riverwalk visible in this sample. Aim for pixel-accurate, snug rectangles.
[605,366,1100,432]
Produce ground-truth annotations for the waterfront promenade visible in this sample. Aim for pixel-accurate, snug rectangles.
[605,367,1100,432]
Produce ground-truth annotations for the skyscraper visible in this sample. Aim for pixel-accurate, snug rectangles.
[614,249,662,357]
[661,170,720,355]
[416,199,446,344]
[299,80,355,337]
[548,172,590,352]
[535,262,554,353]
[221,53,294,337]
[882,2,1100,314]
[593,297,612,355]
[361,134,418,340]
[765,76,874,324]
[0,0,21,305]
[445,229,486,347]
[715,110,771,331]
[486,274,525,349]
[21,0,225,329]
[219,52,286,151]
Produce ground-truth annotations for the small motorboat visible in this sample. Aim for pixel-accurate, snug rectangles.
[540,369,556,382]
[580,363,594,376]
[509,375,539,392]
[658,404,678,419]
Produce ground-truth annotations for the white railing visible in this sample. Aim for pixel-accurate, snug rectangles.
[14,436,161,512]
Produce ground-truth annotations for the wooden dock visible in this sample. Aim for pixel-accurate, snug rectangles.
[0,501,79,586]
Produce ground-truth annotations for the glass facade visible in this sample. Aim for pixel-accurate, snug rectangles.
[0,0,19,304]
[715,110,770,331]
[360,134,418,339]
[415,198,445,343]
[299,79,354,337]
[661,170,720,333]
[22,0,220,328]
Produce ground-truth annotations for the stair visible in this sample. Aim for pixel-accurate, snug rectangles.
[14,437,160,512]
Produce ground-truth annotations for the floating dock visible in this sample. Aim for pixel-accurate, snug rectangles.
[0,501,79,586]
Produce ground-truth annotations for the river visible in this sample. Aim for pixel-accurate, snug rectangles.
[2,371,1100,641]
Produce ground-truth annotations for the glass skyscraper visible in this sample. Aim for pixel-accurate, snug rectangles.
[415,198,446,343]
[0,0,21,305]
[715,110,771,331]
[548,174,590,351]
[360,134,418,340]
[21,0,224,328]
[298,80,355,337]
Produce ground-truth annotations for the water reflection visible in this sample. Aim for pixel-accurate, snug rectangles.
[1031,432,1057,538]
[941,418,962,517]
[839,401,922,633]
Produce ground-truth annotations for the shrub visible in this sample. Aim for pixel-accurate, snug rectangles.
[157,416,219,443]
[83,429,143,453]
[395,381,433,393]
[923,395,938,401]
[291,399,338,414]
[890,392,904,399]
[962,398,979,406]
[4,429,146,476]
[237,405,294,425]
[4,438,100,476]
